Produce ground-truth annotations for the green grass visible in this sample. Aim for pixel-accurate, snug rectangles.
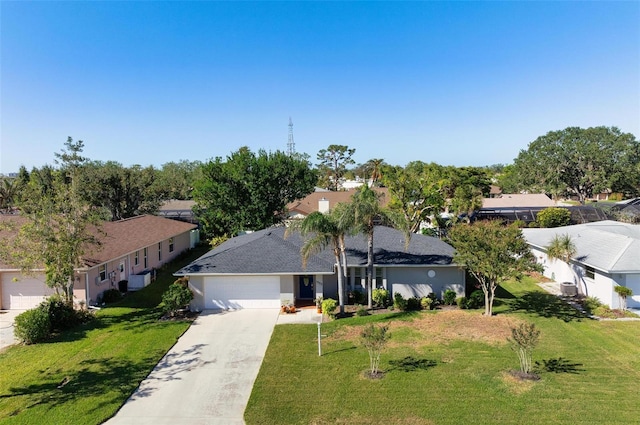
[245,277,640,425]
[0,245,209,425]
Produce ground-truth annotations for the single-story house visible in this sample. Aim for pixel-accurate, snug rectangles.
[286,188,389,220]
[0,214,199,309]
[482,193,555,209]
[522,221,640,309]
[175,225,465,310]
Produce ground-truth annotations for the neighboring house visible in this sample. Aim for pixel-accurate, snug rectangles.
[157,199,197,224]
[286,188,389,219]
[522,221,640,309]
[0,214,199,309]
[175,225,465,310]
[488,185,502,198]
[482,193,555,209]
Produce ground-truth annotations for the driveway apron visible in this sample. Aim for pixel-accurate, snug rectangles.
[104,309,279,425]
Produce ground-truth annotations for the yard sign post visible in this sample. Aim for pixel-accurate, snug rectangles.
[317,322,322,356]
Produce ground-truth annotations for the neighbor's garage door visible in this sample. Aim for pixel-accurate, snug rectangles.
[203,276,280,309]
[1,273,55,310]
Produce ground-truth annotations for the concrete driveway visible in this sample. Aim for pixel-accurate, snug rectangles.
[0,310,22,351]
[104,309,280,425]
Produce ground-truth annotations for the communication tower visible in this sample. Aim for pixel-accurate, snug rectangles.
[287,117,296,155]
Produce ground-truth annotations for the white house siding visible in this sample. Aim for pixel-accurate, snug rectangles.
[188,276,205,311]
[387,267,465,300]
[620,274,640,309]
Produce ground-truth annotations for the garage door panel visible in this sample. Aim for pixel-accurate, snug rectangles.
[204,276,280,309]
[2,273,55,310]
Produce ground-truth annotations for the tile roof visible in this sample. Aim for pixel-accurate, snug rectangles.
[176,225,455,276]
[522,220,640,273]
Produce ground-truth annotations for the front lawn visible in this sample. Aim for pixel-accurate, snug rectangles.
[245,277,640,424]
[0,246,208,425]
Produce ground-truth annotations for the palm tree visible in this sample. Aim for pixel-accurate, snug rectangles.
[339,185,410,308]
[364,158,385,187]
[546,234,579,293]
[286,211,348,314]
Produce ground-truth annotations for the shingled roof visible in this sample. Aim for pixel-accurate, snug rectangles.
[522,220,640,273]
[0,214,197,269]
[175,225,455,276]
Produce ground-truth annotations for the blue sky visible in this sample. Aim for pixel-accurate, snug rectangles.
[1,1,639,174]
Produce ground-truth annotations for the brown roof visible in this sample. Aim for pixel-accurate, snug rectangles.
[482,194,555,208]
[286,188,390,216]
[0,214,197,269]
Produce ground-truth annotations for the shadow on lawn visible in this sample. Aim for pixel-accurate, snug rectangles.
[535,357,585,374]
[507,291,587,322]
[0,342,208,417]
[388,356,437,372]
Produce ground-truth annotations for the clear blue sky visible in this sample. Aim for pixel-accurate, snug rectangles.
[1,1,639,174]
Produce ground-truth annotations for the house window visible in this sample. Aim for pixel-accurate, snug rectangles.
[158,242,162,261]
[585,266,595,280]
[143,248,148,268]
[169,238,174,253]
[134,251,139,266]
[99,265,107,281]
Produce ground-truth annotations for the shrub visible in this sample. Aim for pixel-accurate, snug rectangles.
[372,288,389,308]
[161,283,194,316]
[393,292,407,311]
[508,322,540,375]
[582,296,602,314]
[101,288,123,304]
[406,296,422,311]
[321,298,338,318]
[355,305,371,316]
[614,286,633,310]
[536,207,571,228]
[349,290,366,305]
[360,323,389,377]
[467,290,485,309]
[38,295,77,332]
[420,297,433,310]
[456,297,468,309]
[427,292,439,306]
[14,308,51,344]
[443,289,457,306]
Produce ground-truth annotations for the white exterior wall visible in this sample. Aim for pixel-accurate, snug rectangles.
[188,276,205,312]
[624,274,640,309]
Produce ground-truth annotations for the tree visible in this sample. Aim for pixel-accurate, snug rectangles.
[77,161,162,221]
[360,323,389,378]
[536,207,571,228]
[508,322,540,375]
[382,162,446,233]
[8,138,101,304]
[447,220,538,316]
[154,160,203,200]
[614,286,632,311]
[546,234,578,290]
[193,147,317,238]
[339,185,409,308]
[363,158,386,186]
[513,126,640,203]
[0,177,19,212]
[316,144,356,191]
[286,210,349,314]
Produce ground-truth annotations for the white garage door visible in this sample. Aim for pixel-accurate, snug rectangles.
[204,276,281,309]
[1,273,55,310]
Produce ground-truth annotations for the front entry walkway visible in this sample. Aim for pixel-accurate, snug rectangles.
[104,309,279,425]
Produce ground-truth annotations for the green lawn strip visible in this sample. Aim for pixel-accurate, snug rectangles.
[0,245,208,425]
[246,278,640,425]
